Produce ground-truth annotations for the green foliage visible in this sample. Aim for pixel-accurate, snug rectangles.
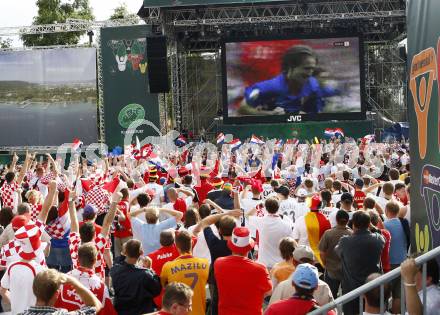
[109,3,138,20]
[21,0,94,46]
[0,37,12,49]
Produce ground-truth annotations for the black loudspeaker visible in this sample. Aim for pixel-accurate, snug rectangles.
[146,36,170,93]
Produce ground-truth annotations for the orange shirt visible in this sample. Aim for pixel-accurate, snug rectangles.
[270,261,295,284]
[161,255,209,315]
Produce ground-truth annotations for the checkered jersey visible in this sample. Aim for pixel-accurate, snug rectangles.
[69,232,107,279]
[45,215,70,239]
[40,172,56,185]
[0,181,19,209]
[39,172,67,192]
[30,203,42,222]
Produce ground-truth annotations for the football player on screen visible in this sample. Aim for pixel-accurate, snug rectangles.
[238,45,341,116]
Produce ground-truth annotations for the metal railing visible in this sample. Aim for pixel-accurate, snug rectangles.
[309,245,440,314]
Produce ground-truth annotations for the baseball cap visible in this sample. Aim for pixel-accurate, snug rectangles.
[293,245,315,262]
[297,188,307,198]
[340,192,353,203]
[291,263,319,290]
[275,185,290,197]
[82,204,97,217]
[355,178,364,188]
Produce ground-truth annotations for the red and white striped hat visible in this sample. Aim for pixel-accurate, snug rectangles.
[227,227,254,255]
[15,224,45,260]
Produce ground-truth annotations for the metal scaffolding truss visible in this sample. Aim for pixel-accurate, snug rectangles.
[0,17,142,37]
[366,42,407,131]
[149,0,405,27]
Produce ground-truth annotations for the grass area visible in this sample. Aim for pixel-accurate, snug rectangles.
[0,81,97,104]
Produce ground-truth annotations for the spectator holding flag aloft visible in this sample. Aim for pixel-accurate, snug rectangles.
[293,194,331,266]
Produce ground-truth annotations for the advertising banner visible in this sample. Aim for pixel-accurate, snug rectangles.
[100,25,161,149]
[0,48,98,146]
[407,0,440,254]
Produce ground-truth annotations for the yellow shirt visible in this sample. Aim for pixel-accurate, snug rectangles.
[270,261,295,284]
[161,254,209,315]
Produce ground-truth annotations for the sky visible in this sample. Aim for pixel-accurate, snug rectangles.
[0,0,143,46]
[0,48,97,83]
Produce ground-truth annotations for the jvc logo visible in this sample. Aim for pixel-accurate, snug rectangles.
[287,115,302,122]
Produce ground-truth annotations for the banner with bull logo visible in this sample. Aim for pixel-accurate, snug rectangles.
[100,25,161,149]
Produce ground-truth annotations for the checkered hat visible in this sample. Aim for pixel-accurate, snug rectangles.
[15,224,45,260]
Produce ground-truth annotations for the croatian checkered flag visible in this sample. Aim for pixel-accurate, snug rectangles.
[85,177,121,215]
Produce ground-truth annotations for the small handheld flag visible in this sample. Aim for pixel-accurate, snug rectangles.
[216,133,225,145]
[250,135,265,145]
[72,138,83,152]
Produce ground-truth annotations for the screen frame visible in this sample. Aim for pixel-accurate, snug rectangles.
[221,33,367,124]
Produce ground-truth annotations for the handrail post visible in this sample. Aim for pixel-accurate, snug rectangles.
[422,262,427,315]
[380,284,384,314]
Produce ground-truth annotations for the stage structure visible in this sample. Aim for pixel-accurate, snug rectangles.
[139,0,407,137]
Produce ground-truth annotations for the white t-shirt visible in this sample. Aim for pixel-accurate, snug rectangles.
[249,215,294,268]
[290,202,310,223]
[418,285,440,315]
[292,215,309,246]
[145,182,165,206]
[188,224,219,263]
[332,192,343,205]
[278,198,297,220]
[1,260,46,315]
[262,184,274,199]
[321,206,338,220]
[241,198,265,237]
[329,209,354,228]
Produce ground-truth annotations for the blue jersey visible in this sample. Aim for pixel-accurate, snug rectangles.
[244,74,338,113]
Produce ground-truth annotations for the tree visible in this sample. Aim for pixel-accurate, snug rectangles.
[109,3,138,20]
[21,0,94,47]
[0,37,12,49]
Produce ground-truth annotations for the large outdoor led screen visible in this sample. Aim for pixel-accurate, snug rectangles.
[222,35,366,124]
[0,47,98,147]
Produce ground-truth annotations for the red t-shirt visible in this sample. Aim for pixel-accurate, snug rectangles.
[114,199,133,239]
[354,190,366,209]
[173,198,187,216]
[214,255,272,315]
[265,297,336,315]
[148,245,180,309]
[148,245,180,276]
